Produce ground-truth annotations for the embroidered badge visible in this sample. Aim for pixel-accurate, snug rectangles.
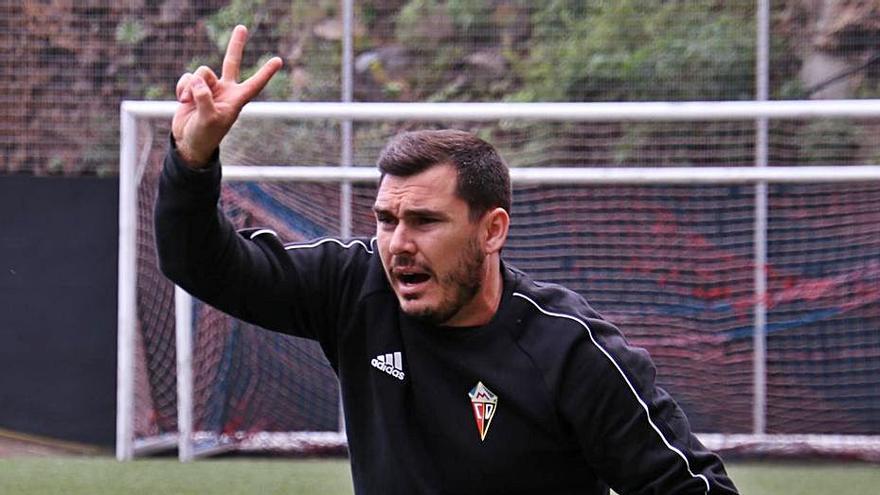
[468,381,498,442]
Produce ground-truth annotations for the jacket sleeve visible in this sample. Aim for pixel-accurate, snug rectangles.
[153,141,353,344]
[558,316,739,495]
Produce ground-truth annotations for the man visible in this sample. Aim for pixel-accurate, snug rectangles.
[157,25,739,494]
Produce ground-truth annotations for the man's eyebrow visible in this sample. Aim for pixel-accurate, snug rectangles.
[371,205,448,219]
[402,207,449,219]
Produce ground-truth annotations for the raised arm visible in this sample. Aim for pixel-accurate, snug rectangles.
[155,26,342,340]
[172,24,282,167]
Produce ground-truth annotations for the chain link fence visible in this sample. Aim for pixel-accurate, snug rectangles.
[4,1,880,175]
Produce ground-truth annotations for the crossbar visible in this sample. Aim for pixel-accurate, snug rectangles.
[220,164,880,183]
[122,99,880,121]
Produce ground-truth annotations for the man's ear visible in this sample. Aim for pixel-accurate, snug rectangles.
[482,207,510,255]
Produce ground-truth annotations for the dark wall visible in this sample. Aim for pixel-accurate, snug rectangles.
[0,176,117,446]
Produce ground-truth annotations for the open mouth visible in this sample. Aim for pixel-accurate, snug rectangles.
[398,272,431,286]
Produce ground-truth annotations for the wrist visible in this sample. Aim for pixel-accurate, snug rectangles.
[172,136,214,169]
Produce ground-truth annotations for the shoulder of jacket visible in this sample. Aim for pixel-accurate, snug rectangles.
[512,273,603,325]
[238,230,377,257]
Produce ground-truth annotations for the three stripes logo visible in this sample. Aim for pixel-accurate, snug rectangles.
[371,351,405,381]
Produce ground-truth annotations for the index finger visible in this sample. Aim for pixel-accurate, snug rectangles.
[221,25,248,82]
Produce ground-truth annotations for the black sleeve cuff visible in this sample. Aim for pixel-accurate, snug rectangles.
[165,134,222,191]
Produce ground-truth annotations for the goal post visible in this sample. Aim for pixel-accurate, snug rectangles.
[118,100,880,462]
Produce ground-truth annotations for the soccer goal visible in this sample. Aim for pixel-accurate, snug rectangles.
[118,100,880,462]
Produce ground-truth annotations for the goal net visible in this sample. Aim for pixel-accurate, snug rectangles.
[118,100,880,461]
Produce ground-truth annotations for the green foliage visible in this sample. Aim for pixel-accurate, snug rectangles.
[797,120,861,164]
[395,0,503,49]
[395,0,447,46]
[81,116,119,177]
[201,0,289,100]
[186,55,220,74]
[360,3,379,28]
[296,42,343,101]
[47,156,65,175]
[854,75,880,98]
[282,0,345,101]
[775,78,807,99]
[115,18,147,45]
[223,120,341,167]
[205,0,268,52]
[393,0,518,101]
[512,0,755,101]
[394,0,460,99]
[289,0,338,25]
[447,0,493,33]
[143,84,169,100]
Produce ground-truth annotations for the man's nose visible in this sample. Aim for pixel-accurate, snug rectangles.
[388,223,415,255]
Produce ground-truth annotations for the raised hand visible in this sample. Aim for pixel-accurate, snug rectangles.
[172,25,283,167]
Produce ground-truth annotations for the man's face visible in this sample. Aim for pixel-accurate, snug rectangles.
[373,164,487,326]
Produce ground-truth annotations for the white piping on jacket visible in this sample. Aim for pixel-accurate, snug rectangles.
[513,292,711,494]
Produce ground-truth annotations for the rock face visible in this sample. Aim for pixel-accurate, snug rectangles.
[783,0,880,98]
[800,52,855,99]
[4,1,880,174]
[2,2,226,174]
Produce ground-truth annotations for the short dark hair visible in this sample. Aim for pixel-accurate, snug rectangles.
[376,129,512,221]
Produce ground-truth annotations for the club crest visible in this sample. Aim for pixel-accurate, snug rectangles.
[468,381,498,442]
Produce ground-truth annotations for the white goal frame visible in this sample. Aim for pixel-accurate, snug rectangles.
[118,99,880,462]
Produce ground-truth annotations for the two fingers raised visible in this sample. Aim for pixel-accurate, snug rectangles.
[176,25,282,105]
[224,25,284,100]
[176,24,247,103]
[171,25,283,167]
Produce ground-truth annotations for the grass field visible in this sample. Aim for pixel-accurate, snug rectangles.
[0,457,878,494]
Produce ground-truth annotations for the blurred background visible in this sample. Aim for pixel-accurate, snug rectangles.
[1,0,879,470]
[4,0,880,175]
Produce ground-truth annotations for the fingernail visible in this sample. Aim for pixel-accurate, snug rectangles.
[193,77,205,88]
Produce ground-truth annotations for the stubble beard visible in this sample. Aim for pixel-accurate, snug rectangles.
[402,238,485,326]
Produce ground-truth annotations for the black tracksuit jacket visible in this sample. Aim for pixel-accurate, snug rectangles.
[155,145,739,495]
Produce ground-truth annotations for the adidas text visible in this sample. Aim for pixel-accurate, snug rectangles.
[371,352,405,381]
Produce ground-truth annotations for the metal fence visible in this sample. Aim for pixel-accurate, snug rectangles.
[5,1,880,175]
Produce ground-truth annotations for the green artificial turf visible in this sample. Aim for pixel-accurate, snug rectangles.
[0,457,353,495]
[1,457,878,495]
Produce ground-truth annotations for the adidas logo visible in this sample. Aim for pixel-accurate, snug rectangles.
[371,351,405,381]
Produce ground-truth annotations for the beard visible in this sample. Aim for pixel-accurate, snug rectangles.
[401,238,485,326]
